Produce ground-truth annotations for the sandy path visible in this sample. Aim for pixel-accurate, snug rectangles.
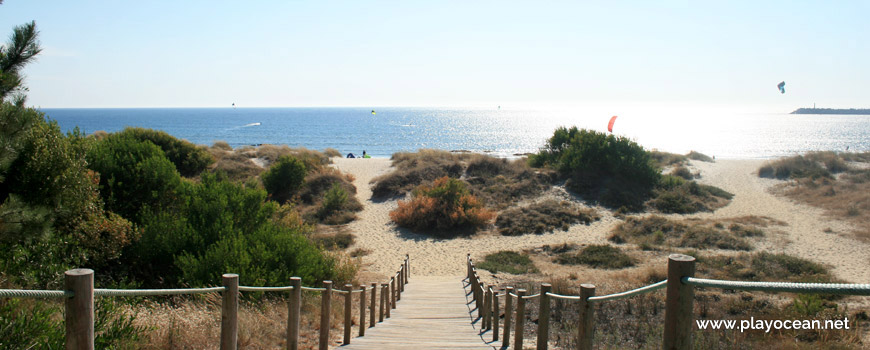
[332,158,870,283]
[687,160,870,283]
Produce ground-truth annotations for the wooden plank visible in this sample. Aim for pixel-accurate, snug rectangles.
[340,276,494,349]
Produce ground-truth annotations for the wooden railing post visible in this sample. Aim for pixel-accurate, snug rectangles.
[220,274,239,350]
[370,282,378,327]
[65,268,94,350]
[493,290,500,342]
[391,277,397,310]
[319,281,332,350]
[405,254,410,282]
[359,286,367,336]
[380,283,387,321]
[484,287,492,330]
[537,283,552,350]
[577,284,596,350]
[663,254,696,350]
[503,287,513,348]
[287,277,301,350]
[398,265,404,298]
[514,289,526,350]
[467,254,472,281]
[343,284,353,345]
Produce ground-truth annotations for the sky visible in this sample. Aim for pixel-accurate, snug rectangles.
[0,1,867,111]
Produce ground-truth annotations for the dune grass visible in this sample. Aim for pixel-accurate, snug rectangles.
[609,216,755,251]
[495,199,599,236]
[555,244,635,269]
[477,251,538,275]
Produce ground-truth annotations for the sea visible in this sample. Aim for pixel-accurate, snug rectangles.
[41,107,870,159]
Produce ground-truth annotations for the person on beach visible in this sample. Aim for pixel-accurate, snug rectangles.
[363,150,367,157]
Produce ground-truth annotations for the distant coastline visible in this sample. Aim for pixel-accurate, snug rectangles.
[791,108,870,115]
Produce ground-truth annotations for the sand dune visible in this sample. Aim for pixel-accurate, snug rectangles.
[331,158,869,283]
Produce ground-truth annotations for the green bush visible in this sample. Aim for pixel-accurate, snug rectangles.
[261,155,306,203]
[116,127,213,177]
[87,133,183,221]
[318,183,348,219]
[609,216,752,251]
[651,180,733,214]
[477,251,538,274]
[556,244,635,269]
[529,127,660,210]
[687,151,714,162]
[389,177,494,235]
[670,166,694,180]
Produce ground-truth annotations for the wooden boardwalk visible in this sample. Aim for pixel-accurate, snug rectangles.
[339,276,495,349]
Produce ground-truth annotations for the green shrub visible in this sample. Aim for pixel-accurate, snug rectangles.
[389,177,494,235]
[670,166,694,180]
[176,223,334,287]
[529,127,660,210]
[317,183,348,218]
[87,133,183,221]
[372,158,463,199]
[556,244,634,269]
[116,127,214,177]
[261,155,306,203]
[649,151,688,168]
[477,251,538,274]
[651,180,733,214]
[699,252,832,283]
[495,200,599,236]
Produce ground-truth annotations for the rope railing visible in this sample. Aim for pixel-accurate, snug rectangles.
[684,277,870,295]
[466,253,870,350]
[2,254,411,350]
[0,289,74,298]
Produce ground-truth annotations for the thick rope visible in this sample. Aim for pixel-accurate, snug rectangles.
[301,286,327,292]
[94,287,225,297]
[522,293,540,299]
[238,286,294,292]
[0,289,73,299]
[587,280,668,303]
[684,277,870,295]
[545,293,581,301]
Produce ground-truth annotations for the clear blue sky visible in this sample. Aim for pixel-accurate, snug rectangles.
[1,1,867,111]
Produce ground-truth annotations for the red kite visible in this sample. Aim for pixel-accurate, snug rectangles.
[607,116,617,133]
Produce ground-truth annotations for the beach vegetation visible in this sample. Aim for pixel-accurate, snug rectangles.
[371,149,465,199]
[609,216,754,251]
[115,127,214,177]
[261,155,306,203]
[649,150,688,168]
[650,180,733,214]
[763,152,870,241]
[555,244,635,269]
[477,251,538,274]
[495,199,598,236]
[390,176,494,235]
[529,127,660,210]
[311,231,355,250]
[323,147,342,158]
[669,165,694,180]
[687,151,714,162]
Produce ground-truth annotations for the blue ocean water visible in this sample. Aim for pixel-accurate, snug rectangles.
[42,107,870,159]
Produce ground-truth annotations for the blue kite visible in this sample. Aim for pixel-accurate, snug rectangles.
[777,81,785,94]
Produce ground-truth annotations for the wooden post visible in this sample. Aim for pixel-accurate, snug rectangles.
[467,254,472,281]
[220,274,239,350]
[484,288,492,330]
[473,271,482,312]
[65,268,94,350]
[391,277,397,310]
[493,290,500,342]
[359,286,367,336]
[503,287,513,349]
[397,266,404,298]
[380,283,387,321]
[514,289,526,350]
[405,254,410,282]
[663,254,696,350]
[319,281,332,350]
[577,284,596,350]
[343,284,353,345]
[370,282,378,327]
[537,283,552,350]
[287,277,302,350]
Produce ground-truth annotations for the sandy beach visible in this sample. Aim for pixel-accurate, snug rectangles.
[332,158,870,284]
